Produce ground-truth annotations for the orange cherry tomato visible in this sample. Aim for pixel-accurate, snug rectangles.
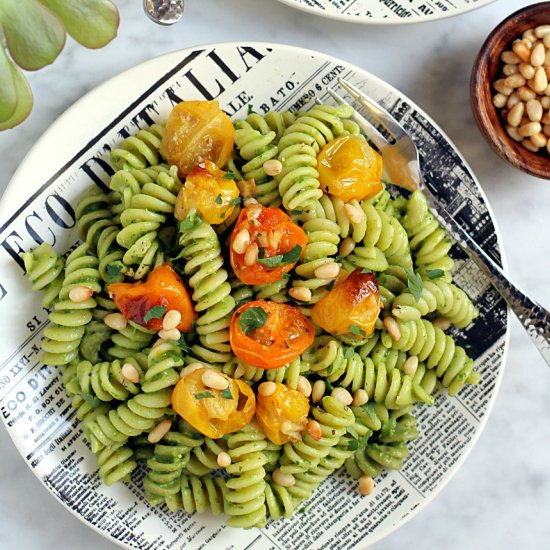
[160,100,234,177]
[256,383,309,445]
[317,135,383,202]
[311,269,381,338]
[108,264,196,331]
[230,300,315,369]
[172,367,256,438]
[230,205,307,285]
[174,161,240,225]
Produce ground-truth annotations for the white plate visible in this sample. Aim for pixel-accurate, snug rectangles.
[0,42,509,549]
[274,0,496,24]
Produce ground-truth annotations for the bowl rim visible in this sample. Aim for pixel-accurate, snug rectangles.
[470,1,550,180]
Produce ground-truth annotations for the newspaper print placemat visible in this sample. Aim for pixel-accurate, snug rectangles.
[0,43,509,549]
[274,0,495,23]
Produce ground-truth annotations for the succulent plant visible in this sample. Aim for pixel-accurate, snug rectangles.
[0,0,119,131]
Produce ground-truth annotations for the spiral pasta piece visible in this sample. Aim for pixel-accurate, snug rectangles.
[84,388,172,453]
[224,424,268,528]
[108,321,156,360]
[301,336,347,382]
[142,339,183,392]
[391,278,479,328]
[402,191,454,279]
[143,422,204,510]
[177,212,236,364]
[265,478,297,520]
[75,356,143,402]
[80,320,112,363]
[178,474,226,516]
[110,123,165,170]
[41,244,101,365]
[381,318,479,395]
[97,444,138,486]
[22,243,64,308]
[184,437,229,476]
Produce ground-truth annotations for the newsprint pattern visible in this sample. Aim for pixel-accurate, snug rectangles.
[0,44,508,549]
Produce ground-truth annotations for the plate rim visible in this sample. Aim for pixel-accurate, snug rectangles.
[273,0,497,24]
[0,41,511,550]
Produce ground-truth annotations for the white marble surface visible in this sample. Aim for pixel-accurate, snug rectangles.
[1,0,549,548]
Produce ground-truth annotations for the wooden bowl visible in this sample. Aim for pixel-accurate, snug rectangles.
[470,2,550,180]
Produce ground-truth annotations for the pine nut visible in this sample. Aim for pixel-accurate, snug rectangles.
[201,369,229,390]
[543,124,550,137]
[244,243,259,266]
[314,262,340,280]
[162,309,182,331]
[246,204,263,221]
[68,285,93,303]
[522,138,539,152]
[433,316,452,330]
[258,381,277,397]
[273,468,295,487]
[217,451,231,468]
[403,356,419,376]
[541,96,550,109]
[311,380,326,404]
[158,328,181,341]
[234,364,246,379]
[237,178,256,198]
[542,112,550,124]
[504,74,526,89]
[512,40,532,63]
[148,419,172,443]
[122,363,140,384]
[289,286,312,302]
[306,420,322,441]
[232,229,250,254]
[344,203,366,224]
[506,93,521,108]
[531,43,546,67]
[533,66,548,93]
[530,132,548,148]
[523,29,537,43]
[180,362,204,378]
[507,102,525,127]
[359,475,374,496]
[547,140,550,154]
[506,125,523,142]
[243,197,258,207]
[544,34,550,49]
[519,63,536,80]
[502,64,519,76]
[331,387,353,406]
[518,121,542,137]
[352,389,369,407]
[263,159,283,176]
[383,316,401,341]
[493,79,513,96]
[501,50,521,64]
[535,25,550,38]
[526,99,543,121]
[297,376,312,398]
[518,85,536,101]
[339,237,356,257]
[104,313,127,331]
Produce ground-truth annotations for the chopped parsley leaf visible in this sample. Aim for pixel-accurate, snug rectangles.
[239,306,268,334]
[257,244,302,268]
[194,391,214,400]
[427,268,445,280]
[221,388,233,400]
[348,324,366,337]
[144,305,166,323]
[406,268,424,301]
[215,194,223,204]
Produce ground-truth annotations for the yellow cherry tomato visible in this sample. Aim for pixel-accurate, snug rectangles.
[256,383,309,445]
[311,269,381,338]
[172,367,256,438]
[160,100,234,177]
[317,135,383,202]
[174,160,240,225]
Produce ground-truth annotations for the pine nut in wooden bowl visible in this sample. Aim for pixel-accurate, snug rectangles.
[471,2,550,180]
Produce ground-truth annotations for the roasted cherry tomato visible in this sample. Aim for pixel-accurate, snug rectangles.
[256,383,309,444]
[230,300,315,369]
[317,135,383,202]
[174,161,240,225]
[311,269,381,338]
[172,367,256,438]
[230,205,307,285]
[108,264,196,331]
[160,100,234,177]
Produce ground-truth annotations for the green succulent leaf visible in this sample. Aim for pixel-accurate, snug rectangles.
[0,44,18,122]
[39,0,119,49]
[0,0,66,70]
[0,59,33,130]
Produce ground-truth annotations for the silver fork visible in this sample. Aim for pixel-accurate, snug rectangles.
[330,78,550,367]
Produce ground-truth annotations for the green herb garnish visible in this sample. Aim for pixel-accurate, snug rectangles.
[257,244,302,268]
[427,269,445,280]
[229,196,242,207]
[221,388,233,400]
[222,171,235,180]
[247,105,256,115]
[143,305,166,323]
[215,194,223,204]
[326,279,336,291]
[406,268,424,301]
[195,391,214,400]
[179,210,202,233]
[105,263,124,283]
[239,306,268,334]
[349,324,366,337]
[80,392,101,408]
[177,333,192,354]
[344,348,354,359]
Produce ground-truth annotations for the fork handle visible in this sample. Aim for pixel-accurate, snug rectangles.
[423,190,550,366]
